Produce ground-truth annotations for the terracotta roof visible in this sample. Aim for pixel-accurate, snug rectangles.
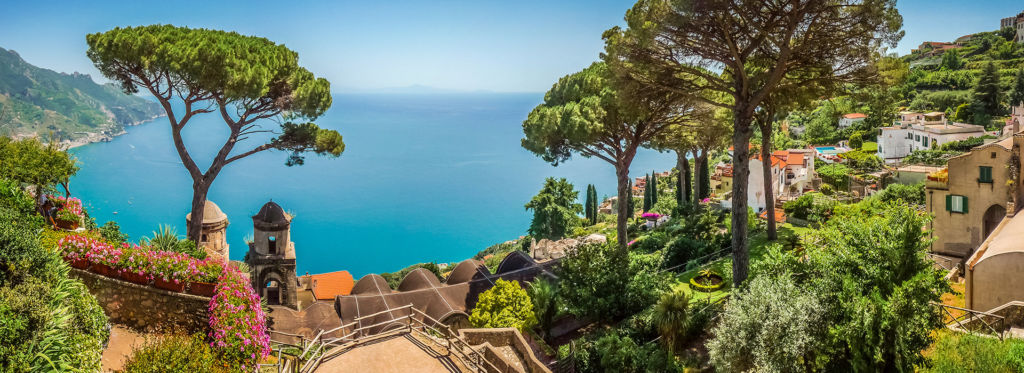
[758,210,786,223]
[310,270,355,300]
[843,113,867,119]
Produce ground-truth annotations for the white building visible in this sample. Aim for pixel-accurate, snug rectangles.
[877,111,987,162]
[838,113,867,129]
[774,149,816,200]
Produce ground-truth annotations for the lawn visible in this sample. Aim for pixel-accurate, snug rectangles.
[674,223,811,301]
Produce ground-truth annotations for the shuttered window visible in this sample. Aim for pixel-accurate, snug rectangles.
[945,195,968,213]
[979,166,993,183]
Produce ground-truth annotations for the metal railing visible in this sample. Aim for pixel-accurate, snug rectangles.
[294,304,501,373]
[931,302,1006,340]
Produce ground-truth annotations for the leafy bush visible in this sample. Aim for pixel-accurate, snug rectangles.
[817,163,852,189]
[142,225,205,259]
[470,278,536,330]
[99,221,129,245]
[558,243,671,322]
[121,333,226,373]
[525,177,583,240]
[783,192,836,223]
[631,231,669,253]
[839,149,883,172]
[939,135,995,152]
[874,183,926,206]
[925,331,1024,373]
[903,150,962,166]
[663,236,708,270]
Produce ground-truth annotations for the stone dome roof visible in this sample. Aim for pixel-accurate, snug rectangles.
[186,200,228,224]
[252,201,289,230]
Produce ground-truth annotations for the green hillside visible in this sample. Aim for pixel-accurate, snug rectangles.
[0,47,161,141]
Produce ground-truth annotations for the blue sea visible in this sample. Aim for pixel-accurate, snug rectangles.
[70,93,676,277]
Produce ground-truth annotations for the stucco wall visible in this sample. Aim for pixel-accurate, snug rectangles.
[927,142,1012,257]
[69,268,210,333]
[969,253,1024,312]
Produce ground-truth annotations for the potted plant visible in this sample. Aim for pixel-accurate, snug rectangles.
[689,269,725,293]
[151,252,191,292]
[51,196,84,230]
[187,259,222,297]
[118,246,153,285]
[57,234,92,269]
[86,243,121,278]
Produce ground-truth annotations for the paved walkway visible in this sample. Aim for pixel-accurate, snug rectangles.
[313,334,466,373]
[101,326,150,372]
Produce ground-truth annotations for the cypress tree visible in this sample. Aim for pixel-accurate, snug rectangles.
[697,158,711,200]
[642,174,651,212]
[591,186,599,224]
[651,171,659,205]
[589,183,598,224]
[971,61,1002,125]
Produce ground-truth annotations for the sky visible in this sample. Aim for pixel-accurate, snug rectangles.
[0,0,1022,93]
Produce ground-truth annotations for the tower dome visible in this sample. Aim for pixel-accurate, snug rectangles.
[253,201,289,230]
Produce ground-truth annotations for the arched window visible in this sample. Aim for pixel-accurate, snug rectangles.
[268,235,277,255]
[265,280,281,305]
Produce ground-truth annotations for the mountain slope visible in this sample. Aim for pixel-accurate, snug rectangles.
[0,47,162,141]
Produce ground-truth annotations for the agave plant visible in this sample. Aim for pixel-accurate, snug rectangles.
[142,225,205,259]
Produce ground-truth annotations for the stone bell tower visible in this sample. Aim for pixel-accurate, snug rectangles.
[185,200,229,262]
[246,200,298,309]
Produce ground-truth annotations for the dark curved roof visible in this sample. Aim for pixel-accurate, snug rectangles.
[397,268,443,292]
[446,259,491,284]
[495,251,537,275]
[351,274,392,295]
[253,201,289,230]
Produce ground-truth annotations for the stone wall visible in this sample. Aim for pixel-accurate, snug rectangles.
[70,268,210,333]
[459,328,550,373]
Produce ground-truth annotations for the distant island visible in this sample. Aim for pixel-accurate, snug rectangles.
[0,47,163,147]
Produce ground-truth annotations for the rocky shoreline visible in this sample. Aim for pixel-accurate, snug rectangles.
[61,113,165,149]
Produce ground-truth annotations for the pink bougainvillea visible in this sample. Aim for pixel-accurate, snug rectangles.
[56,233,269,369]
[208,266,271,370]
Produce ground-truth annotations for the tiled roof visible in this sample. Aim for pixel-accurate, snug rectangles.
[758,210,787,223]
[310,270,355,300]
[843,113,867,119]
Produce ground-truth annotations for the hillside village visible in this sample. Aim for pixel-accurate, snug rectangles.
[6,4,1024,373]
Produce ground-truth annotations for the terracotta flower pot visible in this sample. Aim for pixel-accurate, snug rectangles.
[187,281,216,297]
[90,263,114,277]
[120,271,151,285]
[155,278,185,292]
[68,258,89,269]
[55,218,79,231]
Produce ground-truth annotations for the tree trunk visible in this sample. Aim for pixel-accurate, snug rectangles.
[731,111,755,287]
[760,122,777,240]
[677,151,690,204]
[691,150,702,204]
[615,165,632,252]
[187,180,210,244]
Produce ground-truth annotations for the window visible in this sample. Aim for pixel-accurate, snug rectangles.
[201,234,208,242]
[915,134,920,141]
[979,166,993,183]
[946,195,968,214]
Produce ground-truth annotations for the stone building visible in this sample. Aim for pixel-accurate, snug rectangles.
[925,136,1013,258]
[185,200,229,261]
[245,201,298,309]
[927,129,1024,311]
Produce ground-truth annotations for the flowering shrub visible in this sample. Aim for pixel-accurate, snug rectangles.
[191,259,224,283]
[208,266,270,370]
[50,195,84,222]
[641,212,662,219]
[56,232,269,369]
[149,251,197,284]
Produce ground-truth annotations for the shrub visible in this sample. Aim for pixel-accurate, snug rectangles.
[121,333,225,373]
[874,183,926,206]
[99,221,129,245]
[783,192,836,223]
[925,331,1024,373]
[470,278,536,330]
[142,225,205,259]
[558,243,671,322]
[839,149,883,172]
[208,266,270,370]
[663,236,708,270]
[632,231,669,253]
[817,163,852,189]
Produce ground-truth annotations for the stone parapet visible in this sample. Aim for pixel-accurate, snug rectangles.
[69,268,209,333]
